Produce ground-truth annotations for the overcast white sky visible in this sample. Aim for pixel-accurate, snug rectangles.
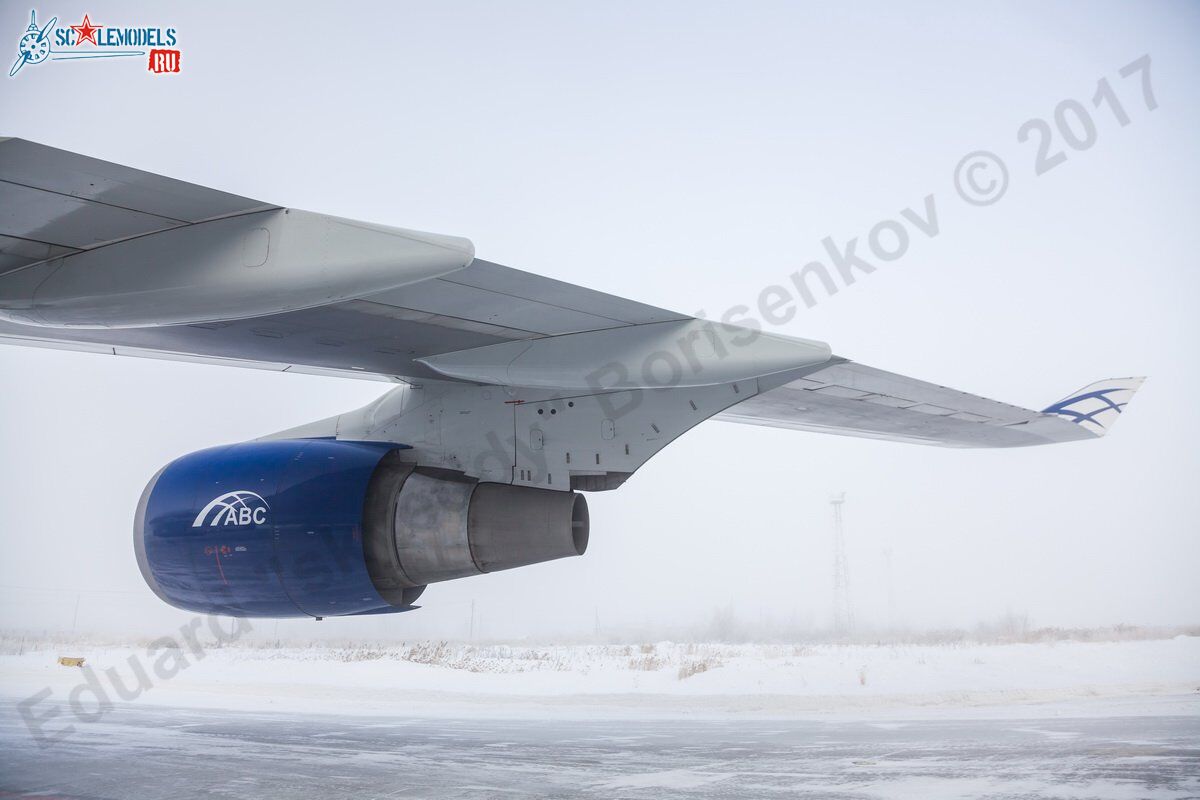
[1,1,1197,640]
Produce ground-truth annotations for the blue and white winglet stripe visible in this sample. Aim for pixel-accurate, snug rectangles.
[1041,377,1145,436]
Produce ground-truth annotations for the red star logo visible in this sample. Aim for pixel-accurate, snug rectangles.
[70,14,101,47]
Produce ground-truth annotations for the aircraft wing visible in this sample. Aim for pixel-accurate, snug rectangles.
[0,138,1142,448]
[0,138,685,382]
[716,363,1144,448]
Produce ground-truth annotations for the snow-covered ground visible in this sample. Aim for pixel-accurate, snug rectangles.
[4,634,1198,798]
[3,634,1197,719]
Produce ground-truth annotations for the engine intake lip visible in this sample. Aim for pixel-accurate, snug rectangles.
[133,464,172,608]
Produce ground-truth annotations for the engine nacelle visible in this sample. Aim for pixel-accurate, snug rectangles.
[135,440,589,618]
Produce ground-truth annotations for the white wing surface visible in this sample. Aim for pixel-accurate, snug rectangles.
[716,363,1144,448]
[0,139,1143,448]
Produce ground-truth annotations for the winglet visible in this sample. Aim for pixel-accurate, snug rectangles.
[1041,377,1145,436]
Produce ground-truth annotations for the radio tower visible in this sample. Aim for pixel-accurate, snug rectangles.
[830,493,854,635]
[883,545,895,630]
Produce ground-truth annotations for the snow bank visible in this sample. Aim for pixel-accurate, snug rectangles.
[2,636,1197,719]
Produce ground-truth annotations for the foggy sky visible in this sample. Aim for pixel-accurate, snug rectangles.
[1,0,1197,640]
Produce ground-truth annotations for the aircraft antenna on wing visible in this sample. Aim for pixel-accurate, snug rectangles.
[830,493,855,636]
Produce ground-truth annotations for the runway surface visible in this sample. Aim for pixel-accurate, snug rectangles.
[2,700,1198,799]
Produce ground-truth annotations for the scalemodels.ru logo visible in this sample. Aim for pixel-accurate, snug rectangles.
[9,9,181,78]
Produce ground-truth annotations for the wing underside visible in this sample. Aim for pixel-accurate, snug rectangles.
[717,362,1144,448]
[0,138,1144,450]
[0,139,684,381]
[0,137,275,275]
[0,258,686,381]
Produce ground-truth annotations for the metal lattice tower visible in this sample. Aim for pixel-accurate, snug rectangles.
[883,545,895,630]
[830,493,854,635]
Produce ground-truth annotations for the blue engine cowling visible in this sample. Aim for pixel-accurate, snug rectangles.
[135,439,425,618]
[135,438,590,619]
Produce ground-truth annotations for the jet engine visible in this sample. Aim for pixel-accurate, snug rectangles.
[134,439,589,617]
